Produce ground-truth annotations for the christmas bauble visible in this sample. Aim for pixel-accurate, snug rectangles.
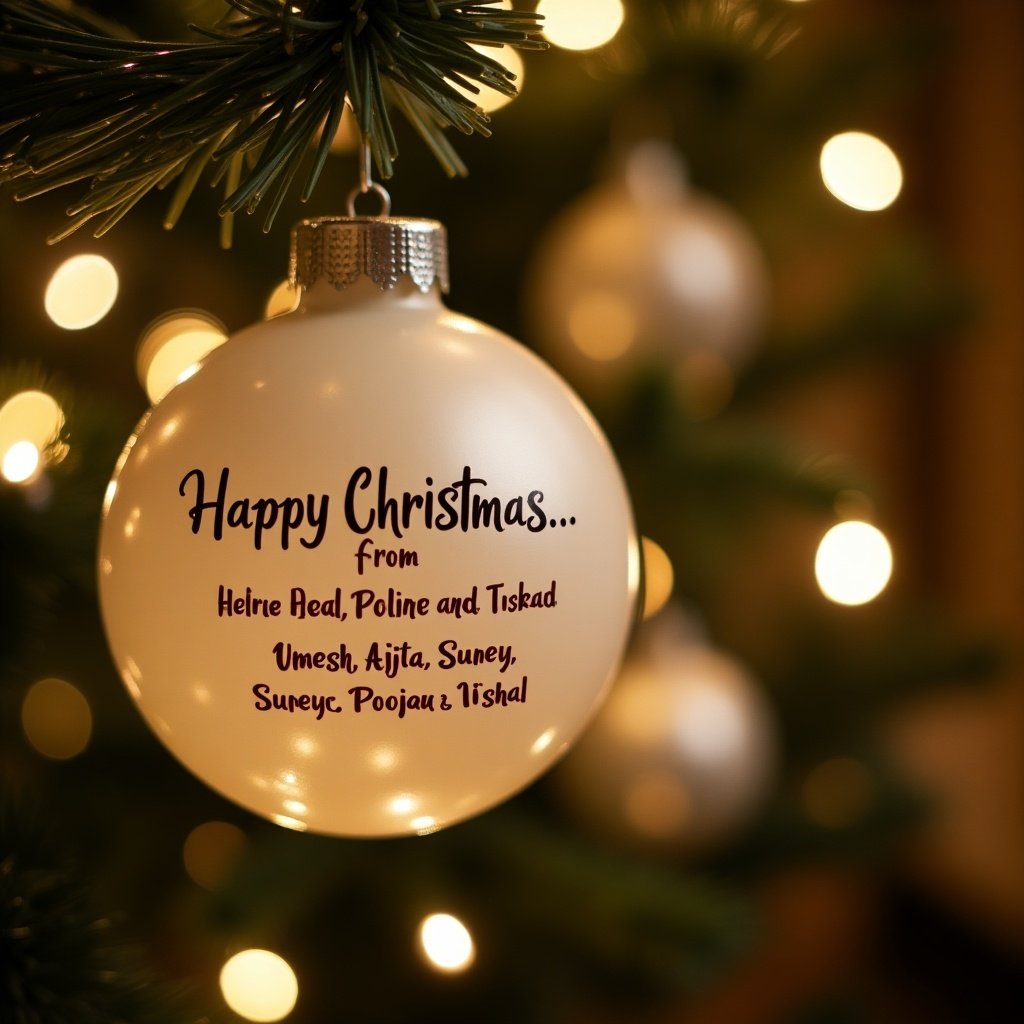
[99,217,640,837]
[556,612,775,854]
[527,141,769,396]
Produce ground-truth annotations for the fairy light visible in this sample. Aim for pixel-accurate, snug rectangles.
[328,104,361,153]
[219,950,299,1022]
[265,281,300,319]
[538,0,625,51]
[2,440,40,484]
[136,310,227,404]
[641,537,674,619]
[0,390,65,449]
[0,390,66,483]
[182,820,247,890]
[814,520,893,605]
[21,677,93,760]
[418,913,476,972]
[44,254,119,329]
[820,132,903,212]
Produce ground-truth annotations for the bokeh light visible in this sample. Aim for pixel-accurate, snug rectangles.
[641,537,674,619]
[452,44,524,114]
[328,103,361,153]
[0,390,65,453]
[219,949,298,1022]
[265,280,300,319]
[182,820,247,890]
[2,440,40,484]
[21,677,93,759]
[814,520,893,605]
[0,390,65,484]
[136,310,228,404]
[538,0,625,52]
[820,131,903,211]
[44,253,119,329]
[418,913,476,972]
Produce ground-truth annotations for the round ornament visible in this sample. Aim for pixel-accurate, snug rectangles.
[527,141,769,397]
[99,215,640,838]
[556,611,775,855]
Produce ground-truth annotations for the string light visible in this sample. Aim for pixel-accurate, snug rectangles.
[136,310,228,404]
[44,253,119,329]
[21,677,93,759]
[814,520,893,605]
[0,390,66,483]
[418,913,476,972]
[265,281,300,319]
[219,950,299,1022]
[640,537,674,619]
[820,131,903,211]
[538,0,625,52]
[2,440,40,484]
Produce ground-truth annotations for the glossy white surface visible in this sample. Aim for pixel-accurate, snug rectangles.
[99,278,639,836]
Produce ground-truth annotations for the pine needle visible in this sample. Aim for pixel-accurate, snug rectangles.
[0,0,545,242]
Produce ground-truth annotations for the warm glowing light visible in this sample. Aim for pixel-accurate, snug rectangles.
[328,104,361,154]
[220,949,298,1022]
[641,537,674,619]
[101,477,117,512]
[44,254,119,329]
[531,727,557,755]
[0,390,65,457]
[136,310,227,404]
[183,821,247,890]
[802,757,874,828]
[388,794,418,815]
[539,0,624,51]
[21,677,93,759]
[419,913,476,972]
[452,43,524,113]
[815,520,893,605]
[265,280,300,319]
[2,440,40,484]
[820,132,903,211]
[271,814,308,832]
[567,290,636,360]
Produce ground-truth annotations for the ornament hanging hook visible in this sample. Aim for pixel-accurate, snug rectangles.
[347,136,392,218]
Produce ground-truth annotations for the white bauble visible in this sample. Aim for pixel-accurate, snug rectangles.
[528,141,769,393]
[557,613,776,854]
[99,217,640,838]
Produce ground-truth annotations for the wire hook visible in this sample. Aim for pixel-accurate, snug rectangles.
[346,136,392,217]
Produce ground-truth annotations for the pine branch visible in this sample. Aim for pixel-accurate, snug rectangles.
[1,797,206,1024]
[0,1,545,243]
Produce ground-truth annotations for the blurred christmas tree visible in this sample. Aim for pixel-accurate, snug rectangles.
[3,1,1024,1022]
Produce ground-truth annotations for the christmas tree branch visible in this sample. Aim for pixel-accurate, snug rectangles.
[0,0,545,243]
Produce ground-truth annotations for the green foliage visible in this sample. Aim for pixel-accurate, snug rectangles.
[0,1,544,243]
[1,799,205,1024]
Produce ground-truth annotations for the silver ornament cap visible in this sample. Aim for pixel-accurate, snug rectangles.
[290,216,450,295]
